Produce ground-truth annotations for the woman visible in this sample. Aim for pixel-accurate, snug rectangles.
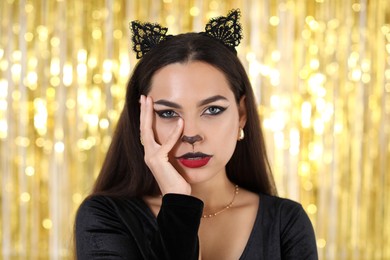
[75,9,318,259]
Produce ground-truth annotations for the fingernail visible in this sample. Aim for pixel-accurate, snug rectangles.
[146,96,153,106]
[177,118,183,125]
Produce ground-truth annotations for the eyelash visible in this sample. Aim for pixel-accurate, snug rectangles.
[203,106,226,115]
[155,110,179,118]
[155,106,227,119]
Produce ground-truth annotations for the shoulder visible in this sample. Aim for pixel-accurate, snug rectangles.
[75,195,147,230]
[77,194,114,210]
[77,194,146,212]
[76,195,120,219]
[260,193,300,206]
[75,195,152,258]
[259,193,305,220]
[259,194,313,233]
[259,193,318,259]
[76,196,116,229]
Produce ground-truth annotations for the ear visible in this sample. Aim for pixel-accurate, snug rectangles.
[238,95,247,128]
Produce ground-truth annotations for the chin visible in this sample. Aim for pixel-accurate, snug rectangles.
[183,168,227,187]
[173,166,210,184]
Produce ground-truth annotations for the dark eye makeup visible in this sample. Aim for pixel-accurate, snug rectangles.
[154,110,179,118]
[202,106,227,115]
[154,105,228,119]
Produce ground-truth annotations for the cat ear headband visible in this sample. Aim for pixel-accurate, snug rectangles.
[130,9,243,59]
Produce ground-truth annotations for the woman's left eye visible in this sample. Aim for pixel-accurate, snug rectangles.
[203,106,226,115]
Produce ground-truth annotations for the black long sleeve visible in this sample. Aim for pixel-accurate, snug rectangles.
[240,194,318,259]
[279,203,318,259]
[75,194,204,259]
[75,193,318,259]
[149,194,203,259]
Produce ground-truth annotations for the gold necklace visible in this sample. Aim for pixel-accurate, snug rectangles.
[202,185,239,218]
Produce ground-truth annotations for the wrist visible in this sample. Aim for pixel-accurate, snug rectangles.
[161,185,191,196]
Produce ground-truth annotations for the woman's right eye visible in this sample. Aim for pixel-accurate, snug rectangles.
[155,110,179,118]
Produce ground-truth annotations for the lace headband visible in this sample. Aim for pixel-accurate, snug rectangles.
[130,9,243,59]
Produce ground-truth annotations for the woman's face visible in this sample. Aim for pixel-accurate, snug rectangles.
[147,61,246,184]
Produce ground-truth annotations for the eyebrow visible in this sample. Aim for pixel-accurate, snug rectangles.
[154,95,229,109]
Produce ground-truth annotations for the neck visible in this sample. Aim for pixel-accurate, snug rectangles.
[190,178,237,210]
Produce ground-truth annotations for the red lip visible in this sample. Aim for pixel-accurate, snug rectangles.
[178,156,211,168]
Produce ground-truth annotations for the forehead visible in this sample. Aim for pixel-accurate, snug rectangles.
[148,61,234,101]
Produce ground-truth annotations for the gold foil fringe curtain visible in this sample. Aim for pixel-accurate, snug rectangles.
[0,0,389,259]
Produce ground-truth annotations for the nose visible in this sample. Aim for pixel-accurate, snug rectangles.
[181,135,203,144]
[180,118,203,145]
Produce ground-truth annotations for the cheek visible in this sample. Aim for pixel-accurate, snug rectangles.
[152,117,177,144]
[204,114,240,147]
[217,122,239,144]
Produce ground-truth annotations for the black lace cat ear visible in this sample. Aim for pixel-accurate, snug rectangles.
[204,9,243,52]
[130,21,169,59]
[130,9,242,59]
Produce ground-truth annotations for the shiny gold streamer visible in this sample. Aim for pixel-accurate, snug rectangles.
[0,0,389,259]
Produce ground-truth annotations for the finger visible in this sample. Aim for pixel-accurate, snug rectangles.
[140,95,147,130]
[139,95,145,132]
[139,95,146,146]
[160,118,184,154]
[142,96,155,147]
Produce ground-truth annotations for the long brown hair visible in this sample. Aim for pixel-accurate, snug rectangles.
[92,33,277,197]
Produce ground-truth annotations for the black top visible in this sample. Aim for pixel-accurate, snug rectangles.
[75,193,318,259]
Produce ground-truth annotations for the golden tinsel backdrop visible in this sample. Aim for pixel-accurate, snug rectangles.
[0,0,389,259]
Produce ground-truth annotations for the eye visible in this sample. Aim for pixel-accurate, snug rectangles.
[155,110,179,119]
[203,106,227,115]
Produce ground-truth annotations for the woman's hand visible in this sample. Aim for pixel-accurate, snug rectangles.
[140,95,191,196]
